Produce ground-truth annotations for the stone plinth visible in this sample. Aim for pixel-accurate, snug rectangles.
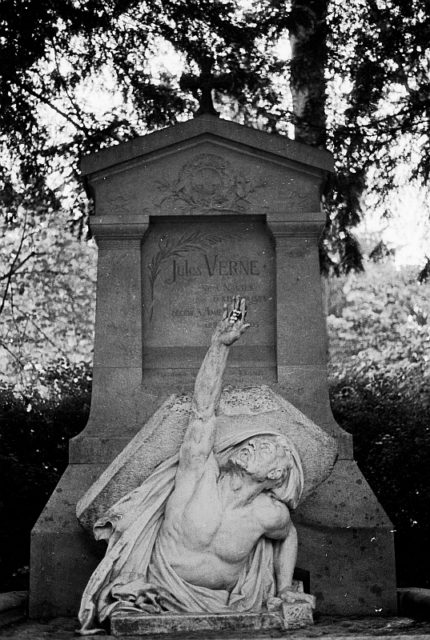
[30,114,397,618]
[110,605,314,636]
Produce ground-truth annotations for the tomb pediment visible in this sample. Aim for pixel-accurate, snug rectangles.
[81,114,333,221]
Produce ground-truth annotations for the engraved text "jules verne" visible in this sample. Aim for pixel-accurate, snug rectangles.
[166,254,261,284]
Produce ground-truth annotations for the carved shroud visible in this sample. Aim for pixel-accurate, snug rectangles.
[78,427,305,634]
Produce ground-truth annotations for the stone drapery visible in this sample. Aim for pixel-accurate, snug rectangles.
[78,426,303,634]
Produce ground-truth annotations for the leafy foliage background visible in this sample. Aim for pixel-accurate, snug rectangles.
[0,208,96,387]
[327,263,430,588]
[0,362,92,591]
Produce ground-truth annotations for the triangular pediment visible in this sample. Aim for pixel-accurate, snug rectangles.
[81,114,333,179]
[82,119,332,219]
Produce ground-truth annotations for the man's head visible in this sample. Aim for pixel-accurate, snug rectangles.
[227,435,289,483]
[227,434,303,498]
[217,431,304,508]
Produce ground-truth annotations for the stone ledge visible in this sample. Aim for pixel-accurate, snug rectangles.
[398,589,430,621]
[110,605,313,636]
[0,592,28,614]
[3,615,430,639]
[0,592,28,630]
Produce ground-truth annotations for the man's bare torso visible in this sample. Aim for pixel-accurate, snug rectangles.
[159,454,290,590]
[152,299,297,596]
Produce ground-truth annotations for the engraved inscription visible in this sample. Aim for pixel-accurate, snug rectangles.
[142,220,275,349]
[147,230,240,320]
[167,256,261,284]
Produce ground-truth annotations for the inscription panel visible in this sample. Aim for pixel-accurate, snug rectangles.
[142,217,275,371]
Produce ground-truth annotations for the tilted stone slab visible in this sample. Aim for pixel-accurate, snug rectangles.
[77,385,337,532]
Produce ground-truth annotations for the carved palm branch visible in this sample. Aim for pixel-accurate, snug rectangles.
[147,231,229,321]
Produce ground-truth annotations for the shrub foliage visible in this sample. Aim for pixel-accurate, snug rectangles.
[327,263,430,587]
[0,361,91,591]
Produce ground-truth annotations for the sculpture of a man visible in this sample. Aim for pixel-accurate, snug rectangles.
[78,298,315,634]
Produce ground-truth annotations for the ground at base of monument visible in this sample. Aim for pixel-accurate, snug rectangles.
[110,605,313,637]
[3,616,430,640]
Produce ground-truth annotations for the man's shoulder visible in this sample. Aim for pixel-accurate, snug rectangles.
[177,449,219,479]
[253,493,290,535]
[165,453,220,520]
[170,451,219,502]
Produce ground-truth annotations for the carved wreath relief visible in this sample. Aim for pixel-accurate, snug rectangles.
[146,153,266,215]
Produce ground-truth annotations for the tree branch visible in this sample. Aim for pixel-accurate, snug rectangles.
[13,303,69,355]
[0,339,25,368]
[18,82,89,136]
[50,38,92,137]
[0,251,38,282]
[0,213,29,317]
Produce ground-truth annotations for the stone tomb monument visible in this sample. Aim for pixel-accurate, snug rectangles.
[30,115,397,621]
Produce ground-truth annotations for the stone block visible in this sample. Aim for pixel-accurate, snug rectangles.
[29,465,106,618]
[110,605,313,636]
[295,459,397,615]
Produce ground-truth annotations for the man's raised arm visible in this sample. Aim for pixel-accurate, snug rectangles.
[192,296,249,419]
[179,297,249,468]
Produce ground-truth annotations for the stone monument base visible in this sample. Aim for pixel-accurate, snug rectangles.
[110,606,313,636]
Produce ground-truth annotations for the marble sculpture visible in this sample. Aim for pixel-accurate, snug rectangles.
[78,298,319,633]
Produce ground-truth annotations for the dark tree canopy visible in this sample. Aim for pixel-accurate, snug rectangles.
[1,0,429,273]
[325,0,430,276]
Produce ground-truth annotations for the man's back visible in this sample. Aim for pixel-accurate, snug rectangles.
[159,453,290,591]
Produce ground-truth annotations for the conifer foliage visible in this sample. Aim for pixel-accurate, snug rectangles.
[1,1,429,272]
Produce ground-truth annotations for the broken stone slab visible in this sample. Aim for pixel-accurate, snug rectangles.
[0,591,28,630]
[77,386,338,532]
[110,604,314,636]
[398,588,430,621]
[0,592,28,613]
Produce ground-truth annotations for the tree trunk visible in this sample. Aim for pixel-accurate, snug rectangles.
[289,0,328,148]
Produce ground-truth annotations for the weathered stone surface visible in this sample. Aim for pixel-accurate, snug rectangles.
[89,144,325,220]
[295,458,397,615]
[110,606,313,636]
[3,615,430,640]
[29,465,106,618]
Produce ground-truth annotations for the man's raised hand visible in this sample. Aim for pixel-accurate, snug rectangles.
[212,296,250,346]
